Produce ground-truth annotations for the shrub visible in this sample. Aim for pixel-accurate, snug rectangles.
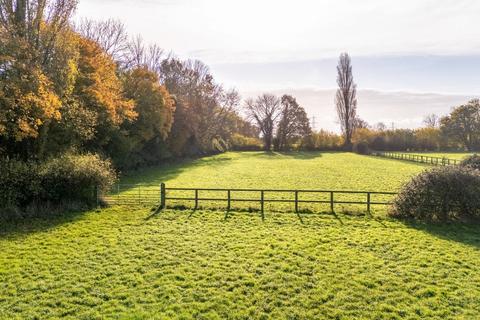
[230,133,263,151]
[0,158,41,207]
[353,141,371,155]
[390,166,480,221]
[39,153,117,204]
[459,154,480,170]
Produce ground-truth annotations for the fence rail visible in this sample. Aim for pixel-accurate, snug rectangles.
[372,151,460,166]
[100,183,397,215]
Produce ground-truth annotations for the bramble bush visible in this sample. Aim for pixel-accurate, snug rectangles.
[0,153,116,214]
[390,166,480,222]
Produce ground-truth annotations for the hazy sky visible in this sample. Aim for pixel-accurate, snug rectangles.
[76,0,480,131]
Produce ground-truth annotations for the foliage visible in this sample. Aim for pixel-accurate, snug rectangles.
[304,130,343,150]
[0,63,61,141]
[162,58,248,157]
[440,99,480,151]
[109,67,175,169]
[391,166,480,221]
[350,127,447,152]
[74,37,136,129]
[39,153,117,203]
[0,153,116,211]
[230,133,263,151]
[1,2,257,170]
[0,157,40,207]
[459,154,480,170]
[275,94,312,151]
[353,141,371,155]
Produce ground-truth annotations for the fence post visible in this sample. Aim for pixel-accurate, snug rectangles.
[295,191,299,213]
[194,189,199,210]
[367,192,371,213]
[227,190,231,211]
[160,183,166,209]
[260,190,264,220]
[330,191,334,213]
[94,185,99,207]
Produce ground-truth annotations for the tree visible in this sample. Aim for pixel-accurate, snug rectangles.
[354,117,369,129]
[415,127,441,150]
[275,94,311,150]
[423,114,439,128]
[161,58,242,156]
[76,18,128,62]
[0,0,78,158]
[72,37,136,151]
[335,52,357,147]
[440,99,480,151]
[111,67,175,168]
[245,94,281,151]
[375,122,387,131]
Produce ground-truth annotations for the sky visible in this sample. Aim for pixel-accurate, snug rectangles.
[76,0,480,131]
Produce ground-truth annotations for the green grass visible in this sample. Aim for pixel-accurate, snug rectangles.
[1,151,480,319]
[1,208,479,319]
[118,152,427,214]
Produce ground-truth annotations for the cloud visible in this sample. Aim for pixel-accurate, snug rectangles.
[76,0,480,64]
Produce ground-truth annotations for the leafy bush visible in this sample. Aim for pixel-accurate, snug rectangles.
[39,153,117,203]
[459,154,480,170]
[0,158,41,207]
[230,134,263,151]
[390,166,480,221]
[353,141,371,155]
[0,153,116,212]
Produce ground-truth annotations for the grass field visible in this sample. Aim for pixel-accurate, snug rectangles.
[1,152,480,319]
[118,152,427,214]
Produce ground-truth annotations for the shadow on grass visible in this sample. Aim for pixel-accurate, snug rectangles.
[402,220,480,249]
[0,208,90,239]
[364,154,430,168]
[249,151,324,160]
[117,155,236,191]
[107,151,328,196]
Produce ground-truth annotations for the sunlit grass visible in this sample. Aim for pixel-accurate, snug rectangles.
[1,208,479,319]
[116,152,426,214]
[1,152,479,319]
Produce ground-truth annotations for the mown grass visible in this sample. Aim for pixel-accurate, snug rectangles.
[1,151,479,319]
[1,208,480,319]
[117,152,427,214]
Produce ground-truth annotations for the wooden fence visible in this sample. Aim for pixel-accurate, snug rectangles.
[372,151,460,166]
[100,183,397,216]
